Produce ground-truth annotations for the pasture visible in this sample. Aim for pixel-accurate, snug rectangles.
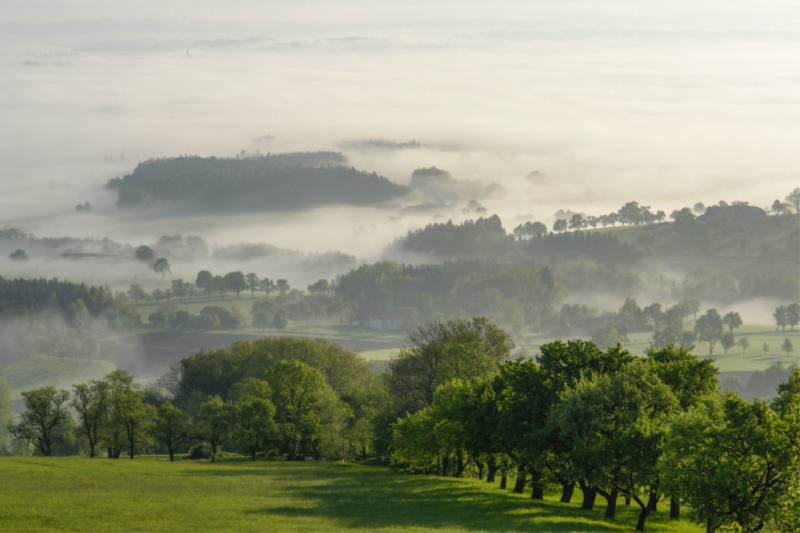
[0,457,701,533]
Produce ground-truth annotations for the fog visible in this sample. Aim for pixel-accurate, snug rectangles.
[2,2,799,263]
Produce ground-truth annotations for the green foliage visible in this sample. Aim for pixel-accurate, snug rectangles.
[0,378,14,452]
[232,380,276,461]
[660,394,800,532]
[7,385,71,456]
[106,154,408,211]
[9,248,29,261]
[198,396,233,462]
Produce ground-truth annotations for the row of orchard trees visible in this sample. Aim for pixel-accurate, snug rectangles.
[7,359,360,464]
[386,332,799,533]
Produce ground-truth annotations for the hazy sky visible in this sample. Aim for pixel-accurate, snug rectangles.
[1,1,799,258]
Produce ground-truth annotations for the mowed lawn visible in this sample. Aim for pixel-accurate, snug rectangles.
[0,458,701,533]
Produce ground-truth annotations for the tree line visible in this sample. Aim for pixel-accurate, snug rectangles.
[105,153,409,211]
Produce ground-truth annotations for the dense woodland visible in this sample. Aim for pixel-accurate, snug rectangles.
[3,319,799,533]
[105,153,410,211]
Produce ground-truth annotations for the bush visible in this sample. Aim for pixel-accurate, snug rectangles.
[187,442,213,460]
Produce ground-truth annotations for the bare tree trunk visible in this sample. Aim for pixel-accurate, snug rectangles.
[500,472,508,489]
[513,471,526,494]
[560,482,575,503]
[531,487,544,500]
[670,497,680,521]
[579,480,597,510]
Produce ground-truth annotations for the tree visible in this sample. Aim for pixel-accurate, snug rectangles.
[782,338,794,358]
[259,278,276,298]
[127,284,146,305]
[264,360,327,460]
[9,248,28,262]
[774,305,788,331]
[785,187,800,214]
[660,394,800,533]
[246,273,260,298]
[171,279,189,301]
[198,396,233,462]
[786,303,800,331]
[106,370,153,459]
[552,219,567,233]
[737,336,750,354]
[233,380,276,460]
[7,386,70,456]
[722,311,743,333]
[253,311,271,331]
[693,202,706,215]
[307,279,330,295]
[149,309,167,328]
[154,403,193,461]
[568,214,584,231]
[550,362,679,531]
[387,317,514,411]
[135,245,155,263]
[720,332,735,355]
[771,368,800,416]
[224,271,247,298]
[271,312,288,331]
[71,380,111,458]
[276,279,290,297]
[695,309,724,355]
[153,257,170,278]
[196,270,214,300]
[670,207,695,226]
[763,342,770,356]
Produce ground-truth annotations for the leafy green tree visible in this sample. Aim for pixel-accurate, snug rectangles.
[252,310,272,331]
[782,338,794,358]
[196,270,214,300]
[127,283,147,305]
[153,257,170,278]
[264,360,327,460]
[670,207,695,226]
[171,279,189,301]
[7,386,70,456]
[149,309,167,328]
[245,273,260,298]
[307,279,330,295]
[155,403,193,461]
[552,219,567,233]
[721,332,735,355]
[774,305,788,331]
[259,278,276,298]
[233,380,276,461]
[695,309,724,355]
[224,271,247,298]
[660,394,800,533]
[771,368,800,416]
[568,214,584,231]
[722,311,742,333]
[550,362,679,530]
[276,279,290,297]
[135,245,155,263]
[271,311,288,331]
[786,303,800,331]
[198,396,233,462]
[737,336,750,354]
[387,317,514,412]
[106,370,153,459]
[71,380,111,457]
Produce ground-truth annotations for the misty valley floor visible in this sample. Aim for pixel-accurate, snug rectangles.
[0,458,700,533]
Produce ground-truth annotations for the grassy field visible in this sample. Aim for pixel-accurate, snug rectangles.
[0,457,701,533]
[0,356,115,400]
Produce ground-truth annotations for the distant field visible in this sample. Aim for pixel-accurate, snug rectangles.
[0,356,115,400]
[0,457,701,533]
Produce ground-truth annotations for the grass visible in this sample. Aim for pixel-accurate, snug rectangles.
[0,356,116,400]
[0,457,701,533]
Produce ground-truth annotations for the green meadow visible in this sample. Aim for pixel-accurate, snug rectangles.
[0,457,701,533]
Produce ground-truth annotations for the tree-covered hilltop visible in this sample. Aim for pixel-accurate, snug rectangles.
[105,153,410,211]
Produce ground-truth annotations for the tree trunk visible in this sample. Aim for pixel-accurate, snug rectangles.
[169,447,174,462]
[476,461,485,480]
[487,457,498,482]
[560,482,575,503]
[595,489,617,520]
[579,480,597,510]
[500,472,507,489]
[362,445,367,461]
[455,453,466,478]
[625,496,631,506]
[251,448,257,461]
[513,471,526,494]
[632,495,652,532]
[531,487,544,500]
[670,497,680,521]
[647,492,659,512]
[441,456,450,477]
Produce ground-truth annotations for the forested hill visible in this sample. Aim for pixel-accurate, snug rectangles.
[105,153,410,211]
